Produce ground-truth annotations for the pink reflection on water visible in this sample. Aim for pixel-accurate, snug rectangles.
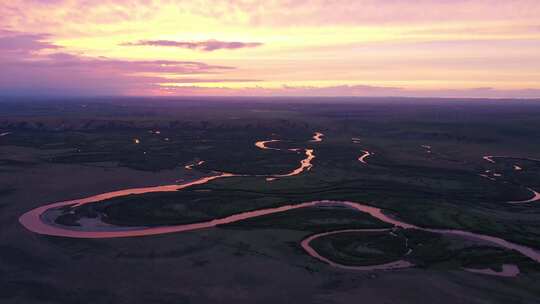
[18,138,540,274]
[507,187,540,204]
[424,228,540,263]
[311,132,324,142]
[464,264,520,277]
[276,149,314,177]
[483,155,496,163]
[254,136,316,178]
[19,173,235,238]
[184,160,205,170]
[421,145,432,154]
[480,155,539,204]
[22,199,413,239]
[483,155,540,164]
[19,188,540,273]
[301,228,414,271]
[358,150,372,164]
[255,139,281,151]
[23,195,540,262]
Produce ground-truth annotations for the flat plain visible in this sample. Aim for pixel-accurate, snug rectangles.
[1,97,540,304]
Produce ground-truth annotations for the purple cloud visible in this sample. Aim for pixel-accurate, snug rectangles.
[0,31,246,95]
[121,39,263,51]
[0,53,239,95]
[5,52,233,74]
[0,31,60,54]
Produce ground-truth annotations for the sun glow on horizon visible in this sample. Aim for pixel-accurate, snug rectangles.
[1,1,540,98]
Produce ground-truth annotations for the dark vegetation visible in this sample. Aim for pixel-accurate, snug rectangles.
[310,229,540,272]
[2,97,540,303]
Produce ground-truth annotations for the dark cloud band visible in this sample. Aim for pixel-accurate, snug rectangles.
[121,39,263,51]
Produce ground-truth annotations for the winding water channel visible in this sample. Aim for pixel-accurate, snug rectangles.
[311,132,324,142]
[358,150,372,164]
[482,155,540,203]
[254,139,282,151]
[18,133,540,276]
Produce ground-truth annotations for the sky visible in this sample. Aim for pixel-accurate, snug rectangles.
[1,0,540,98]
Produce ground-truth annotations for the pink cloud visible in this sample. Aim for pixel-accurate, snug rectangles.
[196,0,540,27]
[1,29,539,98]
[0,30,248,95]
[0,30,60,55]
[122,39,263,51]
[3,1,540,33]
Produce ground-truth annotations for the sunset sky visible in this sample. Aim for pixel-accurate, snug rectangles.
[1,1,540,97]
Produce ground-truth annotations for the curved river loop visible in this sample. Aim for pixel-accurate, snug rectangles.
[482,155,540,204]
[19,132,540,277]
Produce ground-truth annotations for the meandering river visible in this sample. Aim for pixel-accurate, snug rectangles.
[358,150,372,164]
[18,132,540,276]
[311,132,324,142]
[482,155,540,203]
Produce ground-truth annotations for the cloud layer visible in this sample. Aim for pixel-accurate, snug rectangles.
[0,31,242,95]
[1,1,539,97]
[158,85,540,99]
[4,1,540,28]
[122,39,263,51]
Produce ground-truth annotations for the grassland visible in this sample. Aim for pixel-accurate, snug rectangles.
[2,97,540,303]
